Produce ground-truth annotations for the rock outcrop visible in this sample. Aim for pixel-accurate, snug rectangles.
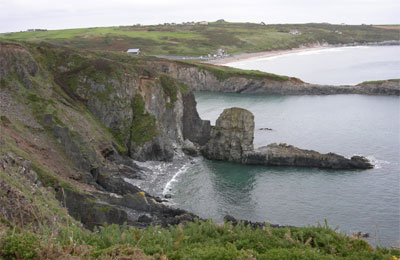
[182,92,211,145]
[202,108,373,170]
[243,144,373,169]
[201,108,254,162]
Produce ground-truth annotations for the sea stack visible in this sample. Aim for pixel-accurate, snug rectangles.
[201,107,373,170]
[201,107,254,162]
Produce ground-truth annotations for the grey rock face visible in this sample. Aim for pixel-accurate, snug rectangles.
[202,107,254,163]
[182,92,211,145]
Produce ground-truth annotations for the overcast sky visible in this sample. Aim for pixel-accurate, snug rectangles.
[1,0,399,33]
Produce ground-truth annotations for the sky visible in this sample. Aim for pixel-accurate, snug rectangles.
[1,0,399,33]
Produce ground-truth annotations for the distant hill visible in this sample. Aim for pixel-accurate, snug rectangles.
[1,22,398,56]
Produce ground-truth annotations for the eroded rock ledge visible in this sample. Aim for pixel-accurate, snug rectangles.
[200,107,373,170]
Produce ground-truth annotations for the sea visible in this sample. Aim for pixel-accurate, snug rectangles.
[134,46,400,247]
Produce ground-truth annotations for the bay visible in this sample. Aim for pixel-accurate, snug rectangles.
[225,46,400,85]
[169,46,400,247]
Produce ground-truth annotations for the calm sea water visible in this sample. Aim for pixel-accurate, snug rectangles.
[226,46,400,85]
[168,46,400,247]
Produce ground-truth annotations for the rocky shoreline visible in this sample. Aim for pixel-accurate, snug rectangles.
[200,107,373,170]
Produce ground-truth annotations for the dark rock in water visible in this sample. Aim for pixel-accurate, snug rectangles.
[224,215,287,229]
[243,143,373,169]
[202,107,254,163]
[202,108,373,170]
[350,156,374,169]
[182,92,211,145]
[259,127,272,131]
[224,214,238,224]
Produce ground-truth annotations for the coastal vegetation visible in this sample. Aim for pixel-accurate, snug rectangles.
[1,22,398,56]
[1,218,400,259]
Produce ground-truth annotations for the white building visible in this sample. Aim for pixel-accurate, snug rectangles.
[126,49,140,55]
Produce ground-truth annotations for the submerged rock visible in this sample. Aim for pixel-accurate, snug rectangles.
[202,108,373,170]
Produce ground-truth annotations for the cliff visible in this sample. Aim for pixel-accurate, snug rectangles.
[146,60,400,95]
[0,40,207,229]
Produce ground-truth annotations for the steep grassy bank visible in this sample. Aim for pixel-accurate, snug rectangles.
[1,22,398,56]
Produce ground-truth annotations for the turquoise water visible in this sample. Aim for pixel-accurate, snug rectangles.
[171,93,400,247]
[226,46,400,85]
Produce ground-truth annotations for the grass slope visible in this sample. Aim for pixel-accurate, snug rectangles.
[1,219,400,259]
[1,22,398,56]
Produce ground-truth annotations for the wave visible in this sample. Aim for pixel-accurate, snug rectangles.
[365,155,391,169]
[163,162,191,195]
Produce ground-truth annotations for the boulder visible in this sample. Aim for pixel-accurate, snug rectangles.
[182,139,200,156]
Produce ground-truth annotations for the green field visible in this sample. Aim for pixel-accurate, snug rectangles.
[1,22,398,56]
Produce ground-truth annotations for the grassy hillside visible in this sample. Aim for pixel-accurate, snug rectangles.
[1,22,398,56]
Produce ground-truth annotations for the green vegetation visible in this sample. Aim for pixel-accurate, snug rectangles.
[159,74,189,105]
[359,79,400,85]
[180,61,291,81]
[1,220,399,259]
[129,94,158,145]
[1,22,398,56]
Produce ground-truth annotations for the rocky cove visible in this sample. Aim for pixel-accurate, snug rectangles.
[0,40,395,232]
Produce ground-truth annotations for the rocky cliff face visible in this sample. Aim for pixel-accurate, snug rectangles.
[0,41,203,230]
[201,108,373,169]
[182,92,211,145]
[147,60,400,96]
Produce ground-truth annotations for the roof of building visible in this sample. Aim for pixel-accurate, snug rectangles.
[127,48,140,53]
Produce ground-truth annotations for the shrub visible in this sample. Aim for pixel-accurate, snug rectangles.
[0,230,41,260]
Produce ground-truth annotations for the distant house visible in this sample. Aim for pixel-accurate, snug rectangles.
[199,21,209,25]
[289,30,301,35]
[216,48,225,56]
[126,49,140,55]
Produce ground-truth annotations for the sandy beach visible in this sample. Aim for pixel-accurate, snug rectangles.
[204,46,335,65]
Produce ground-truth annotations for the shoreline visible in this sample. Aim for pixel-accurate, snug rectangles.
[204,45,334,65]
[203,41,400,65]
